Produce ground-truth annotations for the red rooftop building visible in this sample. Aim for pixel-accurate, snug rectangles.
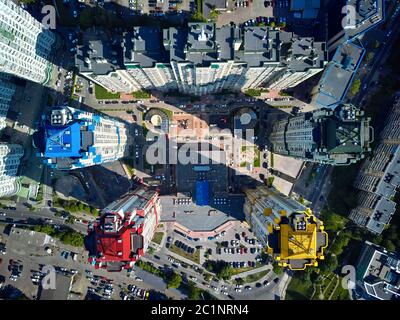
[87,187,160,271]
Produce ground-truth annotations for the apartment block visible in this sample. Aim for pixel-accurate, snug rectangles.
[33,105,128,170]
[76,24,328,96]
[0,143,24,198]
[350,98,400,234]
[344,0,385,39]
[356,241,400,300]
[244,186,327,270]
[0,74,16,130]
[313,40,365,109]
[268,103,372,165]
[87,188,160,271]
[0,0,55,84]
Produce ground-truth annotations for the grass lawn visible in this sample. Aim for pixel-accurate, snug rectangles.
[253,147,260,167]
[169,244,200,264]
[151,232,164,245]
[160,108,173,120]
[245,89,262,97]
[231,263,263,277]
[244,269,270,283]
[95,84,120,100]
[330,277,350,300]
[132,90,151,99]
[285,277,313,300]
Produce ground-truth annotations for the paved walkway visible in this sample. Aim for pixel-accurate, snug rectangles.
[230,264,272,281]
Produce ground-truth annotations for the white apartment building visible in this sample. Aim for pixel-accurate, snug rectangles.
[243,186,307,245]
[0,143,24,198]
[0,75,16,130]
[34,106,128,170]
[0,0,55,84]
[76,24,328,96]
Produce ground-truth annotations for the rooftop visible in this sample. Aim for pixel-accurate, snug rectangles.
[345,0,385,39]
[267,209,327,270]
[290,0,321,19]
[123,27,169,67]
[314,40,365,109]
[357,241,400,300]
[76,33,124,75]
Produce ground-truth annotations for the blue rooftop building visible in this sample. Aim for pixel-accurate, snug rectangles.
[33,106,128,170]
[195,180,210,206]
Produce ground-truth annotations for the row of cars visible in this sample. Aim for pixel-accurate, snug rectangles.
[8,259,23,282]
[173,239,195,254]
[218,246,261,255]
[122,284,149,300]
[98,99,144,105]
[264,97,294,102]
[86,272,115,299]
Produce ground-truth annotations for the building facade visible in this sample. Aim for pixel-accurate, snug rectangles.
[0,74,16,130]
[76,24,328,96]
[0,143,24,198]
[33,106,128,170]
[244,186,327,270]
[356,241,400,300]
[0,0,55,84]
[87,188,160,271]
[349,97,400,234]
[268,103,372,165]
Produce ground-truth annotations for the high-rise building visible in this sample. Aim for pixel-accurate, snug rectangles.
[0,0,55,84]
[76,24,328,96]
[33,106,128,170]
[313,40,365,110]
[349,97,400,234]
[0,74,16,130]
[0,143,24,198]
[343,0,385,40]
[268,103,372,165]
[86,188,160,271]
[355,241,400,300]
[244,186,327,270]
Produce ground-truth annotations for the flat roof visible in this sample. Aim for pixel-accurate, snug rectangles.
[123,27,169,67]
[345,0,385,39]
[315,40,365,109]
[76,34,124,75]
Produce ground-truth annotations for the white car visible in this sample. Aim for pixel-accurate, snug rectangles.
[135,276,143,282]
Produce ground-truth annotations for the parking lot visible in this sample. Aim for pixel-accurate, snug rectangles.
[0,225,154,300]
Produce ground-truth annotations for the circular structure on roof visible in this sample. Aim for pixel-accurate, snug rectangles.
[150,114,162,126]
[233,107,258,130]
[240,113,252,125]
[144,108,169,133]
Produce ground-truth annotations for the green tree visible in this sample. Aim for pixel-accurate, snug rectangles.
[350,79,361,96]
[382,239,396,252]
[272,263,284,275]
[319,254,338,275]
[187,282,202,300]
[166,272,182,289]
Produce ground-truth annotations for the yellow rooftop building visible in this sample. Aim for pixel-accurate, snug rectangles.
[244,186,328,271]
[267,209,328,270]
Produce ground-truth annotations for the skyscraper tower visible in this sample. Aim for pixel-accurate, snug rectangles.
[244,186,328,270]
[33,106,128,170]
[0,0,55,84]
[0,74,16,130]
[0,143,24,198]
[268,103,372,165]
[86,188,161,271]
